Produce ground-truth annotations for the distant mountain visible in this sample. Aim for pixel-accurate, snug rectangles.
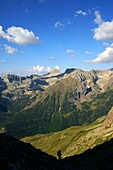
[46,69,61,77]
[109,68,113,71]
[64,68,76,74]
[1,68,113,138]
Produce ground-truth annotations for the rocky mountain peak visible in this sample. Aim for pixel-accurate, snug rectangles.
[64,68,76,74]
[2,74,21,83]
[46,69,61,77]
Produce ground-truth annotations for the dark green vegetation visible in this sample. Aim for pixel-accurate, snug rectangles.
[1,133,113,170]
[1,89,113,138]
[79,89,113,124]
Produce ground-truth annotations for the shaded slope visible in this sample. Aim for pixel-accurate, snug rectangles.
[1,133,113,169]
[0,133,63,170]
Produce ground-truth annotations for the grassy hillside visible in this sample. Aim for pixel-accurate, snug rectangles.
[2,133,113,169]
[22,112,113,158]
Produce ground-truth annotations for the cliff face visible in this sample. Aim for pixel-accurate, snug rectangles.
[103,107,113,128]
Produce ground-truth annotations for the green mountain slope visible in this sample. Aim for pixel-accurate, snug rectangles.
[2,89,113,138]
[22,107,113,158]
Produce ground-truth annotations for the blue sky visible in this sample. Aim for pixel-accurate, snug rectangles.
[0,0,113,75]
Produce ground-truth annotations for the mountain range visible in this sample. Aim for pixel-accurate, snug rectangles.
[0,68,113,138]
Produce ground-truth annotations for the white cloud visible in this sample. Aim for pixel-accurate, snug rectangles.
[94,21,113,40]
[33,65,60,74]
[33,65,45,72]
[54,17,73,31]
[85,51,91,55]
[0,26,4,37]
[85,43,113,64]
[75,9,91,17]
[54,9,91,31]
[0,25,39,45]
[54,21,64,30]
[103,42,109,46]
[75,10,88,16]
[4,44,23,54]
[66,49,74,53]
[93,11,113,41]
[55,66,60,70]
[94,11,103,25]
[33,65,52,73]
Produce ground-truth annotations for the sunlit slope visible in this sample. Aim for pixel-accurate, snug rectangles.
[22,107,113,158]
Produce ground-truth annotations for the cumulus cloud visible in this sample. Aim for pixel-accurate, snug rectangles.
[33,65,52,73]
[103,42,109,46]
[33,65,60,74]
[4,44,23,54]
[55,66,60,70]
[94,21,113,40]
[85,43,113,64]
[93,11,113,41]
[54,21,64,30]
[54,19,73,30]
[75,10,88,16]
[54,9,91,30]
[0,26,39,45]
[75,9,91,17]
[94,11,103,25]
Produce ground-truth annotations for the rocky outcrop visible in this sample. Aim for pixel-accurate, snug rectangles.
[103,107,113,128]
